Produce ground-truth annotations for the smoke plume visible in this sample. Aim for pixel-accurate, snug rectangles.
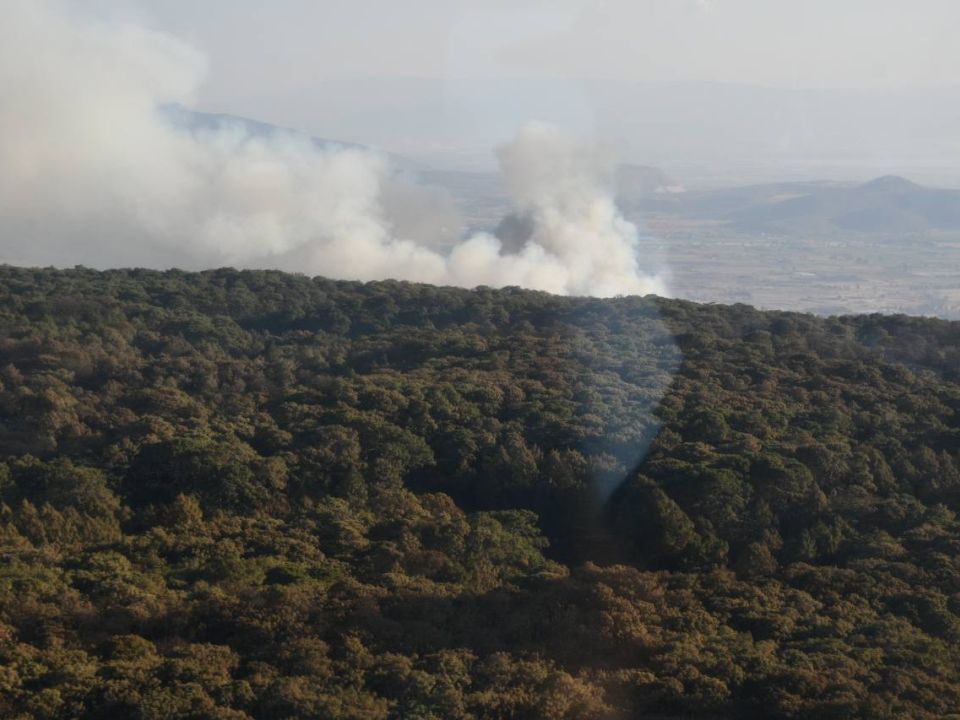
[0,1,666,298]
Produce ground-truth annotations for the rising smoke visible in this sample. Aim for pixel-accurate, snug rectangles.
[0,1,666,298]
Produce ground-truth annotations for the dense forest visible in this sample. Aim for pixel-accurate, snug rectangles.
[2,266,960,719]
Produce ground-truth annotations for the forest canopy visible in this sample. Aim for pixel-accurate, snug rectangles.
[2,266,960,718]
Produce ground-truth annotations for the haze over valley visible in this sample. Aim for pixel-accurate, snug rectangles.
[3,1,960,319]
[426,167,960,318]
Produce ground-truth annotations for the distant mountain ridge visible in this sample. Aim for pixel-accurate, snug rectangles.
[731,175,960,233]
[158,105,960,236]
[629,174,960,234]
[160,104,423,172]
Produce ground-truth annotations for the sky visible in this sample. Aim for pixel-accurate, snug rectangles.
[46,1,960,180]
[85,1,960,90]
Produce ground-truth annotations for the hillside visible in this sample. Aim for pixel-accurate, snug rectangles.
[2,267,960,718]
[731,176,960,233]
[629,175,960,234]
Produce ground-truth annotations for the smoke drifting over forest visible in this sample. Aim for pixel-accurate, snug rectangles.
[0,1,665,298]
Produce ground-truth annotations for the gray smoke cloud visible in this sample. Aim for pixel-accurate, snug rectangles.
[0,1,666,298]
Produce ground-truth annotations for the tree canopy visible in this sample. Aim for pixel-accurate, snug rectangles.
[2,266,960,718]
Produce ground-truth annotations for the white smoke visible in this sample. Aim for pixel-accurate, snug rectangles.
[0,1,666,298]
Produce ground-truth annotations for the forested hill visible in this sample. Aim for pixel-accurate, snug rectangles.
[2,266,960,719]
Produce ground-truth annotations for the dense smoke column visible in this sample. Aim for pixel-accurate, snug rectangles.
[0,1,667,299]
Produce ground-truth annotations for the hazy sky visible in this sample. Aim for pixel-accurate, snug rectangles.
[86,1,960,91]
[70,1,960,179]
